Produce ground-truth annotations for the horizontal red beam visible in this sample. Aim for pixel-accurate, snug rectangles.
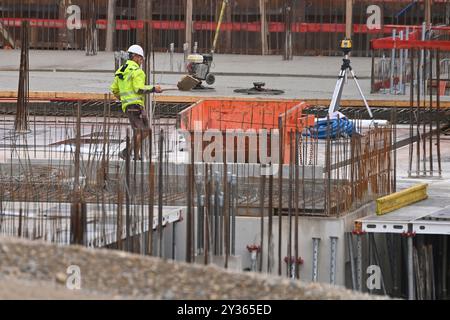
[2,18,450,35]
[371,38,450,50]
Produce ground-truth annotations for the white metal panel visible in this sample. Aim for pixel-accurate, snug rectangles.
[361,221,408,234]
[412,221,450,235]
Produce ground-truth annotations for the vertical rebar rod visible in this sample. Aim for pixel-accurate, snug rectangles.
[259,165,266,273]
[277,115,283,276]
[422,47,428,176]
[15,20,29,133]
[231,174,237,256]
[420,22,426,98]
[223,163,229,268]
[204,164,211,264]
[294,130,299,279]
[326,114,331,215]
[125,129,131,252]
[116,163,123,251]
[436,50,442,176]
[158,129,163,258]
[267,167,273,273]
[390,29,396,94]
[399,31,404,95]
[148,128,154,255]
[140,129,145,254]
[214,171,219,256]
[218,191,224,257]
[429,49,433,175]
[409,49,415,176]
[287,131,293,277]
[416,46,421,176]
[370,49,375,93]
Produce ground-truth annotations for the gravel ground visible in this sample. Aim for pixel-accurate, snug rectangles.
[0,275,118,300]
[0,236,385,300]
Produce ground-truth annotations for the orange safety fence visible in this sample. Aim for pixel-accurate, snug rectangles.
[178,99,315,164]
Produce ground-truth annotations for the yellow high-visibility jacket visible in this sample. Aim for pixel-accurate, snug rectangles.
[110,60,154,112]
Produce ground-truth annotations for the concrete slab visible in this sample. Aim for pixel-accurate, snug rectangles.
[0,201,184,247]
[2,50,449,101]
[0,50,375,77]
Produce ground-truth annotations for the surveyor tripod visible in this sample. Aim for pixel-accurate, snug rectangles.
[328,40,374,119]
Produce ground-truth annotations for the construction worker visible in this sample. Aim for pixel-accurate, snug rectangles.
[111,44,162,160]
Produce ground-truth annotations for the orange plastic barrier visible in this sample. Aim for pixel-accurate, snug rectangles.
[178,99,314,164]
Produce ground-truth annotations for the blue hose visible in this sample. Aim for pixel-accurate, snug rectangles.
[306,117,354,139]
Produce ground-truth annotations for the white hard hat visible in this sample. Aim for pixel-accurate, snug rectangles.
[127,44,144,57]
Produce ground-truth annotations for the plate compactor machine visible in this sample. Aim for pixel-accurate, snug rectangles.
[177,0,228,91]
[186,53,215,88]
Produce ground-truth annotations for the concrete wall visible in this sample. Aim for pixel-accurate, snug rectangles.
[157,203,374,287]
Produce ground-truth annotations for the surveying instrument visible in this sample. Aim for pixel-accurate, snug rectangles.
[328,39,373,119]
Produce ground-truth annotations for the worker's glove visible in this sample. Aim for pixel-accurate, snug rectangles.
[138,88,152,94]
[138,85,162,94]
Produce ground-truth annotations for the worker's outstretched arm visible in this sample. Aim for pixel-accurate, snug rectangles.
[132,69,162,94]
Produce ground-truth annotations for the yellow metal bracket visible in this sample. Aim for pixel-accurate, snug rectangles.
[376,183,428,215]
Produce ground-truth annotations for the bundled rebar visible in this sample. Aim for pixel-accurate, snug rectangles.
[15,20,29,133]
[85,0,98,56]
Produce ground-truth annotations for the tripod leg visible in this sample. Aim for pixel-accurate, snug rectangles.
[328,69,346,115]
[350,69,374,119]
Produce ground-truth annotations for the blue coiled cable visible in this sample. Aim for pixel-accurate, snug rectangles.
[306,117,354,139]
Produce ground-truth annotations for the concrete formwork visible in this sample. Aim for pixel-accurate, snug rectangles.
[159,203,373,287]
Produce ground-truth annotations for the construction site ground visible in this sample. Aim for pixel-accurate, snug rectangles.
[1,50,449,102]
[1,49,450,300]
[0,236,381,300]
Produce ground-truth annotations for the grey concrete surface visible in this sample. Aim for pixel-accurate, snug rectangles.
[2,49,446,101]
[0,50,373,76]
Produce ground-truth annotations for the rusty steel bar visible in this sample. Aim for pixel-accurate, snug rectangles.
[125,128,131,252]
[436,50,442,176]
[277,115,283,276]
[148,128,154,255]
[158,128,163,258]
[259,164,265,273]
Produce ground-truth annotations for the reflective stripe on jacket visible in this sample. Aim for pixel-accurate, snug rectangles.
[110,60,153,112]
